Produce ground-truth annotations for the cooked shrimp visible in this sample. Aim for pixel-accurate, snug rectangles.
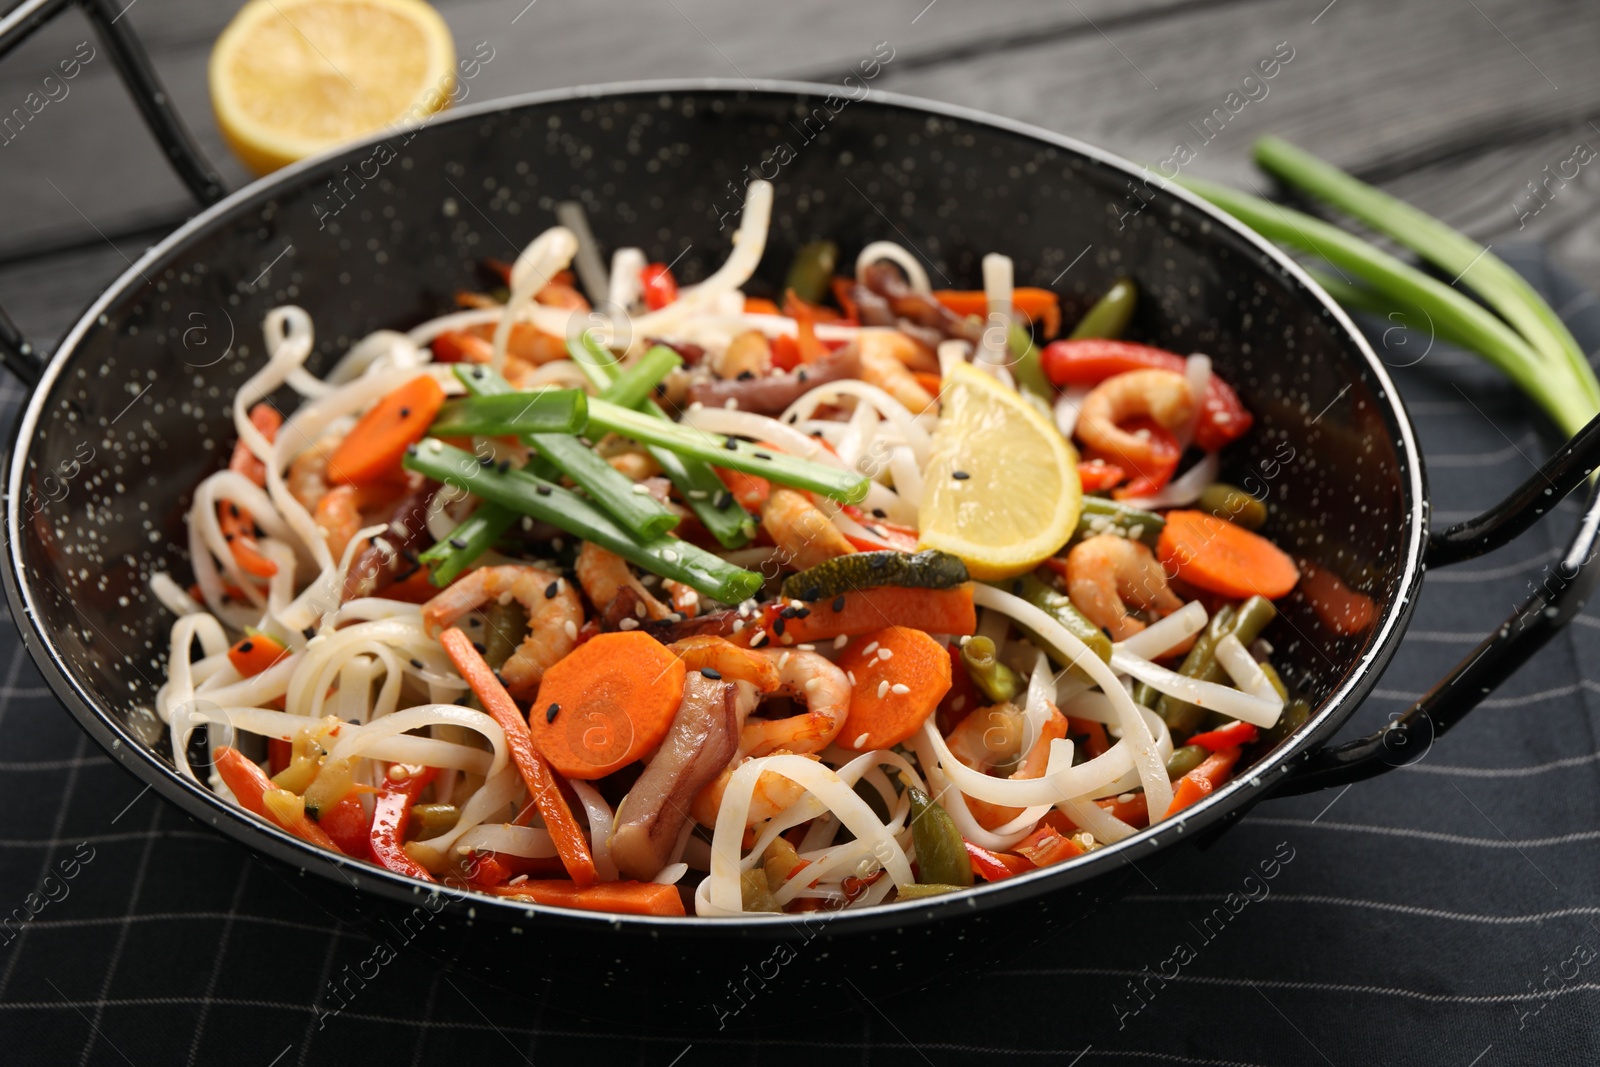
[741,648,850,757]
[421,564,582,696]
[946,703,1069,829]
[670,636,781,690]
[713,330,773,379]
[761,488,855,572]
[691,751,818,828]
[574,542,672,621]
[858,329,937,414]
[287,438,338,510]
[1075,369,1195,471]
[1066,534,1184,641]
[313,485,363,561]
[604,450,661,482]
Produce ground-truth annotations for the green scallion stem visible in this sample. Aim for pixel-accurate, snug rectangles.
[405,440,762,603]
[601,344,682,410]
[1006,322,1053,399]
[586,397,871,503]
[428,390,588,438]
[454,366,679,539]
[418,503,516,587]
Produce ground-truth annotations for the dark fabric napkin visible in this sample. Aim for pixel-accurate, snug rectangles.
[3,248,1600,1066]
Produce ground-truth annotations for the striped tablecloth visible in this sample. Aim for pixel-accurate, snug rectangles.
[2,248,1598,1066]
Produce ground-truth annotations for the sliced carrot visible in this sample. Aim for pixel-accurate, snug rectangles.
[528,632,687,780]
[766,584,977,645]
[228,631,289,676]
[1164,746,1242,819]
[228,402,282,487]
[714,465,772,511]
[1186,721,1258,752]
[833,626,952,751]
[438,628,598,886]
[480,879,686,916]
[1067,717,1111,759]
[327,375,446,486]
[743,296,781,316]
[1157,510,1300,600]
[1297,559,1376,636]
[218,500,277,580]
[934,287,1061,338]
[213,746,342,852]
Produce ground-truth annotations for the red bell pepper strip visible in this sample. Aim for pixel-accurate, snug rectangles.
[1013,811,1086,868]
[213,746,342,852]
[1164,746,1244,819]
[770,332,802,371]
[318,795,375,861]
[964,840,1036,882]
[432,330,494,364]
[370,765,439,881]
[479,879,686,916]
[1077,457,1127,492]
[1041,339,1254,451]
[438,628,599,886]
[640,263,678,310]
[1186,720,1259,752]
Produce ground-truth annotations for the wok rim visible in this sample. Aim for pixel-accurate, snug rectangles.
[2,77,1426,936]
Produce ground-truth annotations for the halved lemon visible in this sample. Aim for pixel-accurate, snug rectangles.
[917,361,1081,580]
[210,0,456,175]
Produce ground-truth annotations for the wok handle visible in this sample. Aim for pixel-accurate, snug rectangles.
[0,0,225,386]
[1275,409,1600,796]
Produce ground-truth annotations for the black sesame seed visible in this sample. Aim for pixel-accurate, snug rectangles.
[544,581,559,599]
[736,370,755,381]
[449,537,468,549]
[832,595,847,613]
[497,459,510,474]
[952,470,970,480]
[787,413,799,423]
[472,641,487,654]
[493,671,508,688]
[794,606,811,618]
[545,702,560,723]
[536,485,552,496]
[223,532,234,542]
[753,451,773,461]
[723,438,739,451]
[399,407,411,418]
[654,383,667,396]
[253,524,266,539]
[779,606,797,619]
[796,370,808,382]
[700,667,722,680]
[302,627,316,640]
[871,508,887,519]
[713,490,732,510]
[409,658,424,669]
[228,503,241,519]
[236,640,253,654]
[773,616,786,637]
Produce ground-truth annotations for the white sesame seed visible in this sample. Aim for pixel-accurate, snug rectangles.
[751,631,767,647]
[507,874,529,886]
[891,683,910,695]
[862,641,879,656]
[633,600,647,618]
[797,643,814,651]
[833,634,848,649]
[522,516,535,531]
[632,483,650,494]
[733,619,745,633]
[805,677,821,692]
[877,648,892,661]
[1117,793,1135,804]
[662,549,679,562]
[789,599,805,610]
[563,620,578,639]
[619,617,639,630]
[847,670,857,685]
[781,634,794,645]
[724,398,739,409]
[877,680,889,699]
[853,732,870,748]
[952,695,966,712]
[778,652,790,669]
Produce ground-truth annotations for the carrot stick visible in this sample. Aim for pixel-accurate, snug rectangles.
[218,500,278,579]
[227,631,289,676]
[934,287,1062,338]
[833,626,952,751]
[213,746,342,852]
[766,584,977,645]
[1297,559,1376,636]
[1157,510,1300,600]
[527,632,687,780]
[438,628,598,886]
[328,375,446,486]
[1163,746,1243,819]
[480,879,686,916]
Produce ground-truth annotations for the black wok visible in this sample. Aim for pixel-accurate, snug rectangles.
[5,0,1600,1027]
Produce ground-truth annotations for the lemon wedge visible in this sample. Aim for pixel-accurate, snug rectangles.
[209,0,456,175]
[917,361,1081,580]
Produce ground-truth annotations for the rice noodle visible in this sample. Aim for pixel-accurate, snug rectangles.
[1115,601,1207,660]
[856,241,931,293]
[1109,647,1282,728]
[1119,451,1220,510]
[569,780,620,882]
[1215,634,1287,710]
[1054,386,1090,439]
[978,253,1012,365]
[780,380,932,463]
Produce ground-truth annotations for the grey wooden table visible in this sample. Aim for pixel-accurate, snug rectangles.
[5,2,1600,1064]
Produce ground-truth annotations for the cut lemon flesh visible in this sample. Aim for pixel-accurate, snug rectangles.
[917,361,1081,580]
[209,0,456,175]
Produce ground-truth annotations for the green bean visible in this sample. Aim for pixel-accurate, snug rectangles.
[1160,597,1278,735]
[600,344,682,411]
[481,598,528,671]
[1197,482,1268,531]
[1166,744,1208,779]
[1069,277,1138,340]
[454,366,679,539]
[404,440,763,604]
[567,333,757,549]
[586,398,871,503]
[897,883,963,900]
[427,391,588,437]
[1006,322,1054,399]
[961,636,1022,704]
[1000,574,1113,679]
[784,240,838,306]
[740,868,782,912]
[1075,496,1164,548]
[906,786,974,887]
